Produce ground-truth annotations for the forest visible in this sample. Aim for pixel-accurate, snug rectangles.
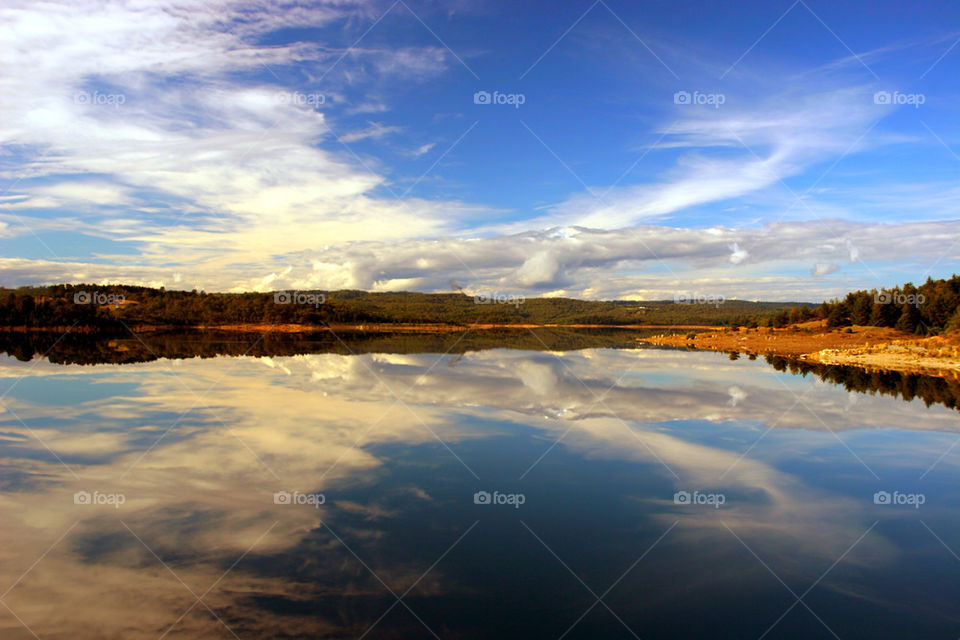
[0,284,807,331]
[3,277,957,335]
[733,274,960,335]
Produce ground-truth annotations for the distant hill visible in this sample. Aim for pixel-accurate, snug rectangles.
[0,284,811,332]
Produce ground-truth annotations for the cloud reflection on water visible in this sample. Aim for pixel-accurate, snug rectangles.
[1,348,958,638]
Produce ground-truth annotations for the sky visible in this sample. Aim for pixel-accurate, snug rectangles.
[1,0,959,301]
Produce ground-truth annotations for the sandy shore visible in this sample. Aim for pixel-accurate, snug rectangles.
[190,323,725,332]
[0,323,723,334]
[640,321,960,378]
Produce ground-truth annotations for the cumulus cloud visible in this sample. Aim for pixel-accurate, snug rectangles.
[517,250,563,288]
[3,219,958,300]
[729,242,749,264]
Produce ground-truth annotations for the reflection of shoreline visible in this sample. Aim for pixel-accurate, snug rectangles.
[0,327,688,366]
[764,355,960,412]
[3,329,960,414]
[641,324,960,379]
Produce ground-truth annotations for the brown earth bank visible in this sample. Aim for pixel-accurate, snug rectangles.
[640,320,960,379]
[0,323,723,334]
[192,322,722,332]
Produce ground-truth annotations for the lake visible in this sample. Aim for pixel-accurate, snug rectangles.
[1,330,959,639]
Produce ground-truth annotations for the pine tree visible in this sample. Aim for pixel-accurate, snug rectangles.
[895,303,920,333]
[850,292,872,325]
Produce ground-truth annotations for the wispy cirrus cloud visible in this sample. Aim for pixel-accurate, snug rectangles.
[0,0,485,270]
[513,88,886,231]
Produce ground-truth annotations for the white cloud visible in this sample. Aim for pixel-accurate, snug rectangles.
[3,219,958,301]
[0,0,466,261]
[812,263,839,277]
[729,242,749,264]
[512,88,884,232]
[517,250,563,288]
[408,142,436,157]
[337,122,404,143]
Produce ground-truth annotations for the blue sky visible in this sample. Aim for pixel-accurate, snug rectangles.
[1,0,959,300]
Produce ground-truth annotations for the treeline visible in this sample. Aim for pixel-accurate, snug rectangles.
[765,355,960,412]
[731,305,819,330]
[0,284,806,330]
[733,275,960,335]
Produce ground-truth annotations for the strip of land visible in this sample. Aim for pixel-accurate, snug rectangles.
[0,323,724,334]
[640,321,960,378]
[197,322,723,332]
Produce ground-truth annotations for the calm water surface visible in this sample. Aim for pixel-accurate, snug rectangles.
[1,334,959,639]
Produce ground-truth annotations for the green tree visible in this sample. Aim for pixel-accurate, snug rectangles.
[849,292,872,325]
[895,302,921,333]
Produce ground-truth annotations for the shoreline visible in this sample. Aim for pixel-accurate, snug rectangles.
[639,322,960,379]
[3,322,960,379]
[0,323,723,334]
